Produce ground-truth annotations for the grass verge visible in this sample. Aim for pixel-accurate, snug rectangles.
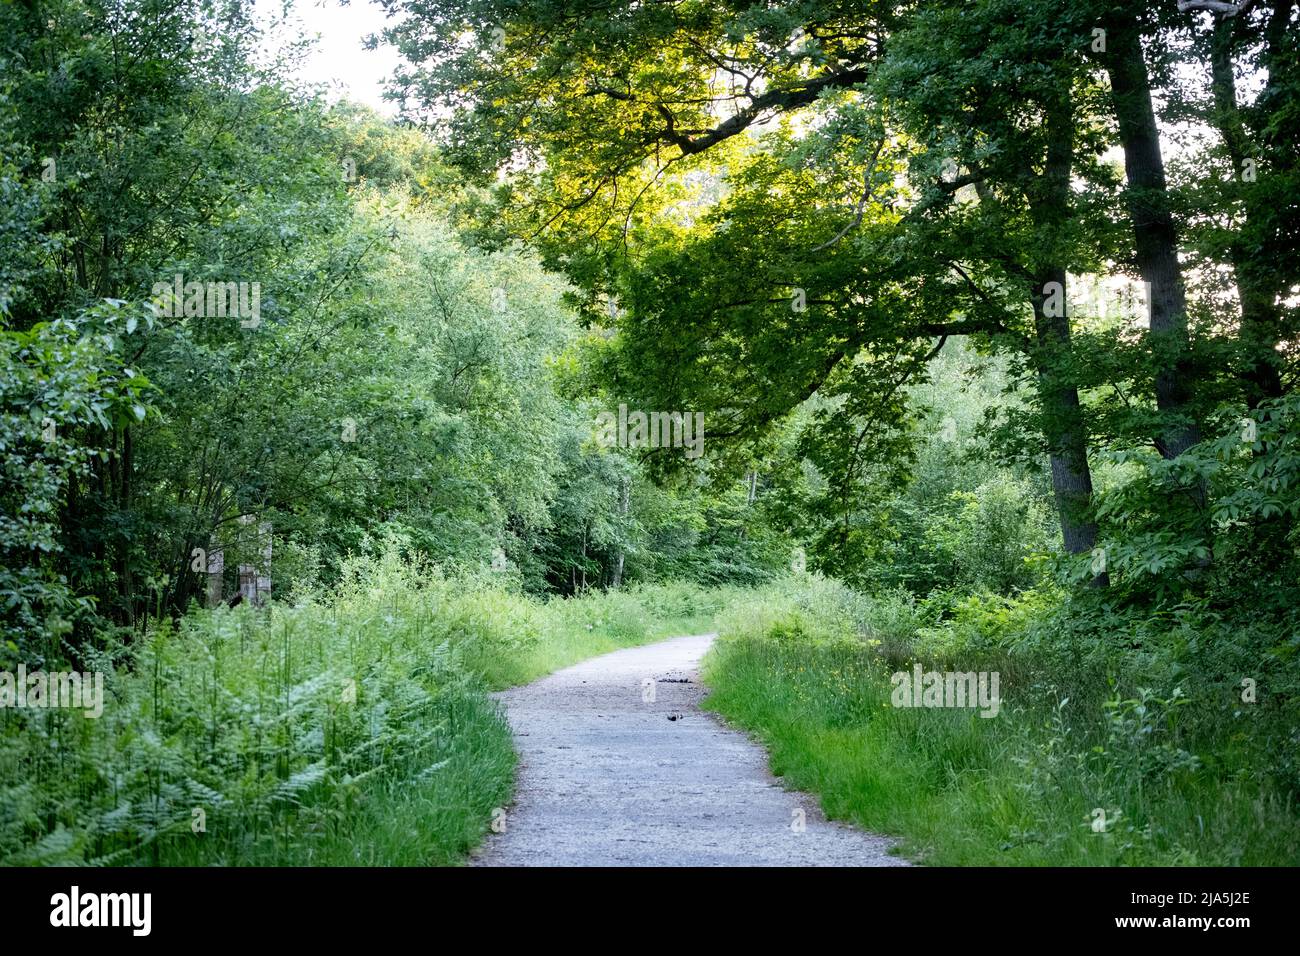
[701,575,1300,865]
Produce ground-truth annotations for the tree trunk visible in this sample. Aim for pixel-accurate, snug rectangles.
[1209,15,1286,407]
[611,478,630,588]
[1104,18,1203,459]
[1029,270,1101,561]
[1024,95,1102,568]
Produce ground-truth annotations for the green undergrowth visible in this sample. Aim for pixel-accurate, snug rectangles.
[1,550,720,866]
[702,574,1300,866]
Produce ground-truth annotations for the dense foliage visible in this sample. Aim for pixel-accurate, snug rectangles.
[374,0,1299,863]
[0,549,717,865]
[705,573,1300,864]
[1,0,1297,865]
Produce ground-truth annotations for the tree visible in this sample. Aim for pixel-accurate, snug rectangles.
[1095,7,1205,460]
[382,0,1118,560]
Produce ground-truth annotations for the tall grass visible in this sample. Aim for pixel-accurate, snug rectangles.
[0,551,717,866]
[702,574,1300,865]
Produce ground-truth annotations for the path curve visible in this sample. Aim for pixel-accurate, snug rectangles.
[473,633,908,867]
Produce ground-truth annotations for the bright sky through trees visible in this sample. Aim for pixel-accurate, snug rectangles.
[255,0,400,114]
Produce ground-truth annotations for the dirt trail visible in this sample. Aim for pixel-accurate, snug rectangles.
[473,633,908,866]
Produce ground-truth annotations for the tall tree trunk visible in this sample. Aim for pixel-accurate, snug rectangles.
[1208,12,1287,406]
[1030,270,1101,561]
[1202,5,1294,562]
[1104,18,1203,459]
[1025,95,1102,565]
[611,478,629,588]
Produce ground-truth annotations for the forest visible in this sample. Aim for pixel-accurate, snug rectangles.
[1,0,1297,868]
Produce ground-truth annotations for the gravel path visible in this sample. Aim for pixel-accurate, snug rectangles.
[472,633,908,866]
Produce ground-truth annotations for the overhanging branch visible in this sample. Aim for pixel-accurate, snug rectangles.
[1177,0,1259,17]
[589,65,873,157]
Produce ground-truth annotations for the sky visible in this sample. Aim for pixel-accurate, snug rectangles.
[255,0,403,115]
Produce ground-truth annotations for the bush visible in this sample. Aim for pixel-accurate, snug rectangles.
[924,476,1055,595]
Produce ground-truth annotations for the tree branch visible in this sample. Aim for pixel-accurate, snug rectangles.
[589,65,874,157]
[1177,0,1259,17]
[810,138,887,253]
